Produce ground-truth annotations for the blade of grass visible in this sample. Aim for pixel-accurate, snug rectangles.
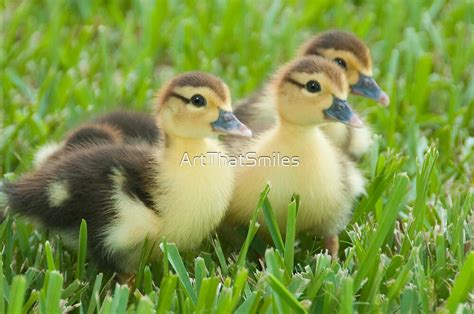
[156,274,178,314]
[236,184,270,268]
[267,274,306,314]
[235,291,261,314]
[75,219,87,280]
[354,174,409,290]
[161,242,197,305]
[338,277,353,313]
[446,251,474,312]
[99,296,112,314]
[22,290,39,314]
[110,284,129,314]
[228,268,249,312]
[284,197,298,273]
[135,237,154,291]
[195,277,219,312]
[44,241,56,271]
[407,146,438,239]
[211,235,229,276]
[194,257,207,294]
[143,266,153,295]
[45,271,63,314]
[136,296,154,314]
[262,197,284,253]
[7,276,27,314]
[0,258,4,313]
[87,273,103,314]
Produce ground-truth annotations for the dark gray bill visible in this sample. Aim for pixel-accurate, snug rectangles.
[211,108,252,137]
[323,97,363,128]
[351,74,390,106]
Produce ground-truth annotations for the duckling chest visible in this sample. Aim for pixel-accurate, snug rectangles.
[156,152,234,249]
[233,130,348,232]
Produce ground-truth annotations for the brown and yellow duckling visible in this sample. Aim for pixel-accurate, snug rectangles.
[4,72,251,273]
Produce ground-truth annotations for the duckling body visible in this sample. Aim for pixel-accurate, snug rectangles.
[227,56,365,255]
[229,123,364,237]
[5,72,251,272]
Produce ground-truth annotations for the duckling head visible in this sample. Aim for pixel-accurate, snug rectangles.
[156,72,252,139]
[273,56,363,128]
[298,30,389,106]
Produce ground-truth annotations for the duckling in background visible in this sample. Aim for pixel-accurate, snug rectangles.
[4,72,252,273]
[299,31,389,105]
[227,56,365,256]
[233,30,389,160]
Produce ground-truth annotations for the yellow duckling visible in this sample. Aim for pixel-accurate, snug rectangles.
[227,56,365,256]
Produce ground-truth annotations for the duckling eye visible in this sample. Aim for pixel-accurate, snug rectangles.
[334,58,347,70]
[190,94,207,107]
[305,80,321,93]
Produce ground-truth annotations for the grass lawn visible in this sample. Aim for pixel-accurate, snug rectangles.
[1,0,473,312]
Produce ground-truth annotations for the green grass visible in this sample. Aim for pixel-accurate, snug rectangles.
[1,0,473,312]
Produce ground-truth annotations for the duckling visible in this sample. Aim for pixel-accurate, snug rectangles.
[227,56,365,256]
[4,72,252,273]
[298,30,389,105]
[232,30,389,160]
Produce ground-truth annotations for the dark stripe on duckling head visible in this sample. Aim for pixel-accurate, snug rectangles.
[169,92,191,104]
[301,31,371,68]
[161,72,228,104]
[284,56,346,92]
[285,77,306,88]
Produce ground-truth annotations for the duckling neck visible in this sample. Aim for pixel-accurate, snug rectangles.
[163,133,212,154]
[276,117,319,138]
[153,132,225,172]
[152,132,232,251]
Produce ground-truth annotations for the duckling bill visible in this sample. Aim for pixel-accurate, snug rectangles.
[4,72,251,273]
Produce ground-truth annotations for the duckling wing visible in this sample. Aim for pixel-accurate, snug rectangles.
[5,144,157,228]
[94,110,160,145]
